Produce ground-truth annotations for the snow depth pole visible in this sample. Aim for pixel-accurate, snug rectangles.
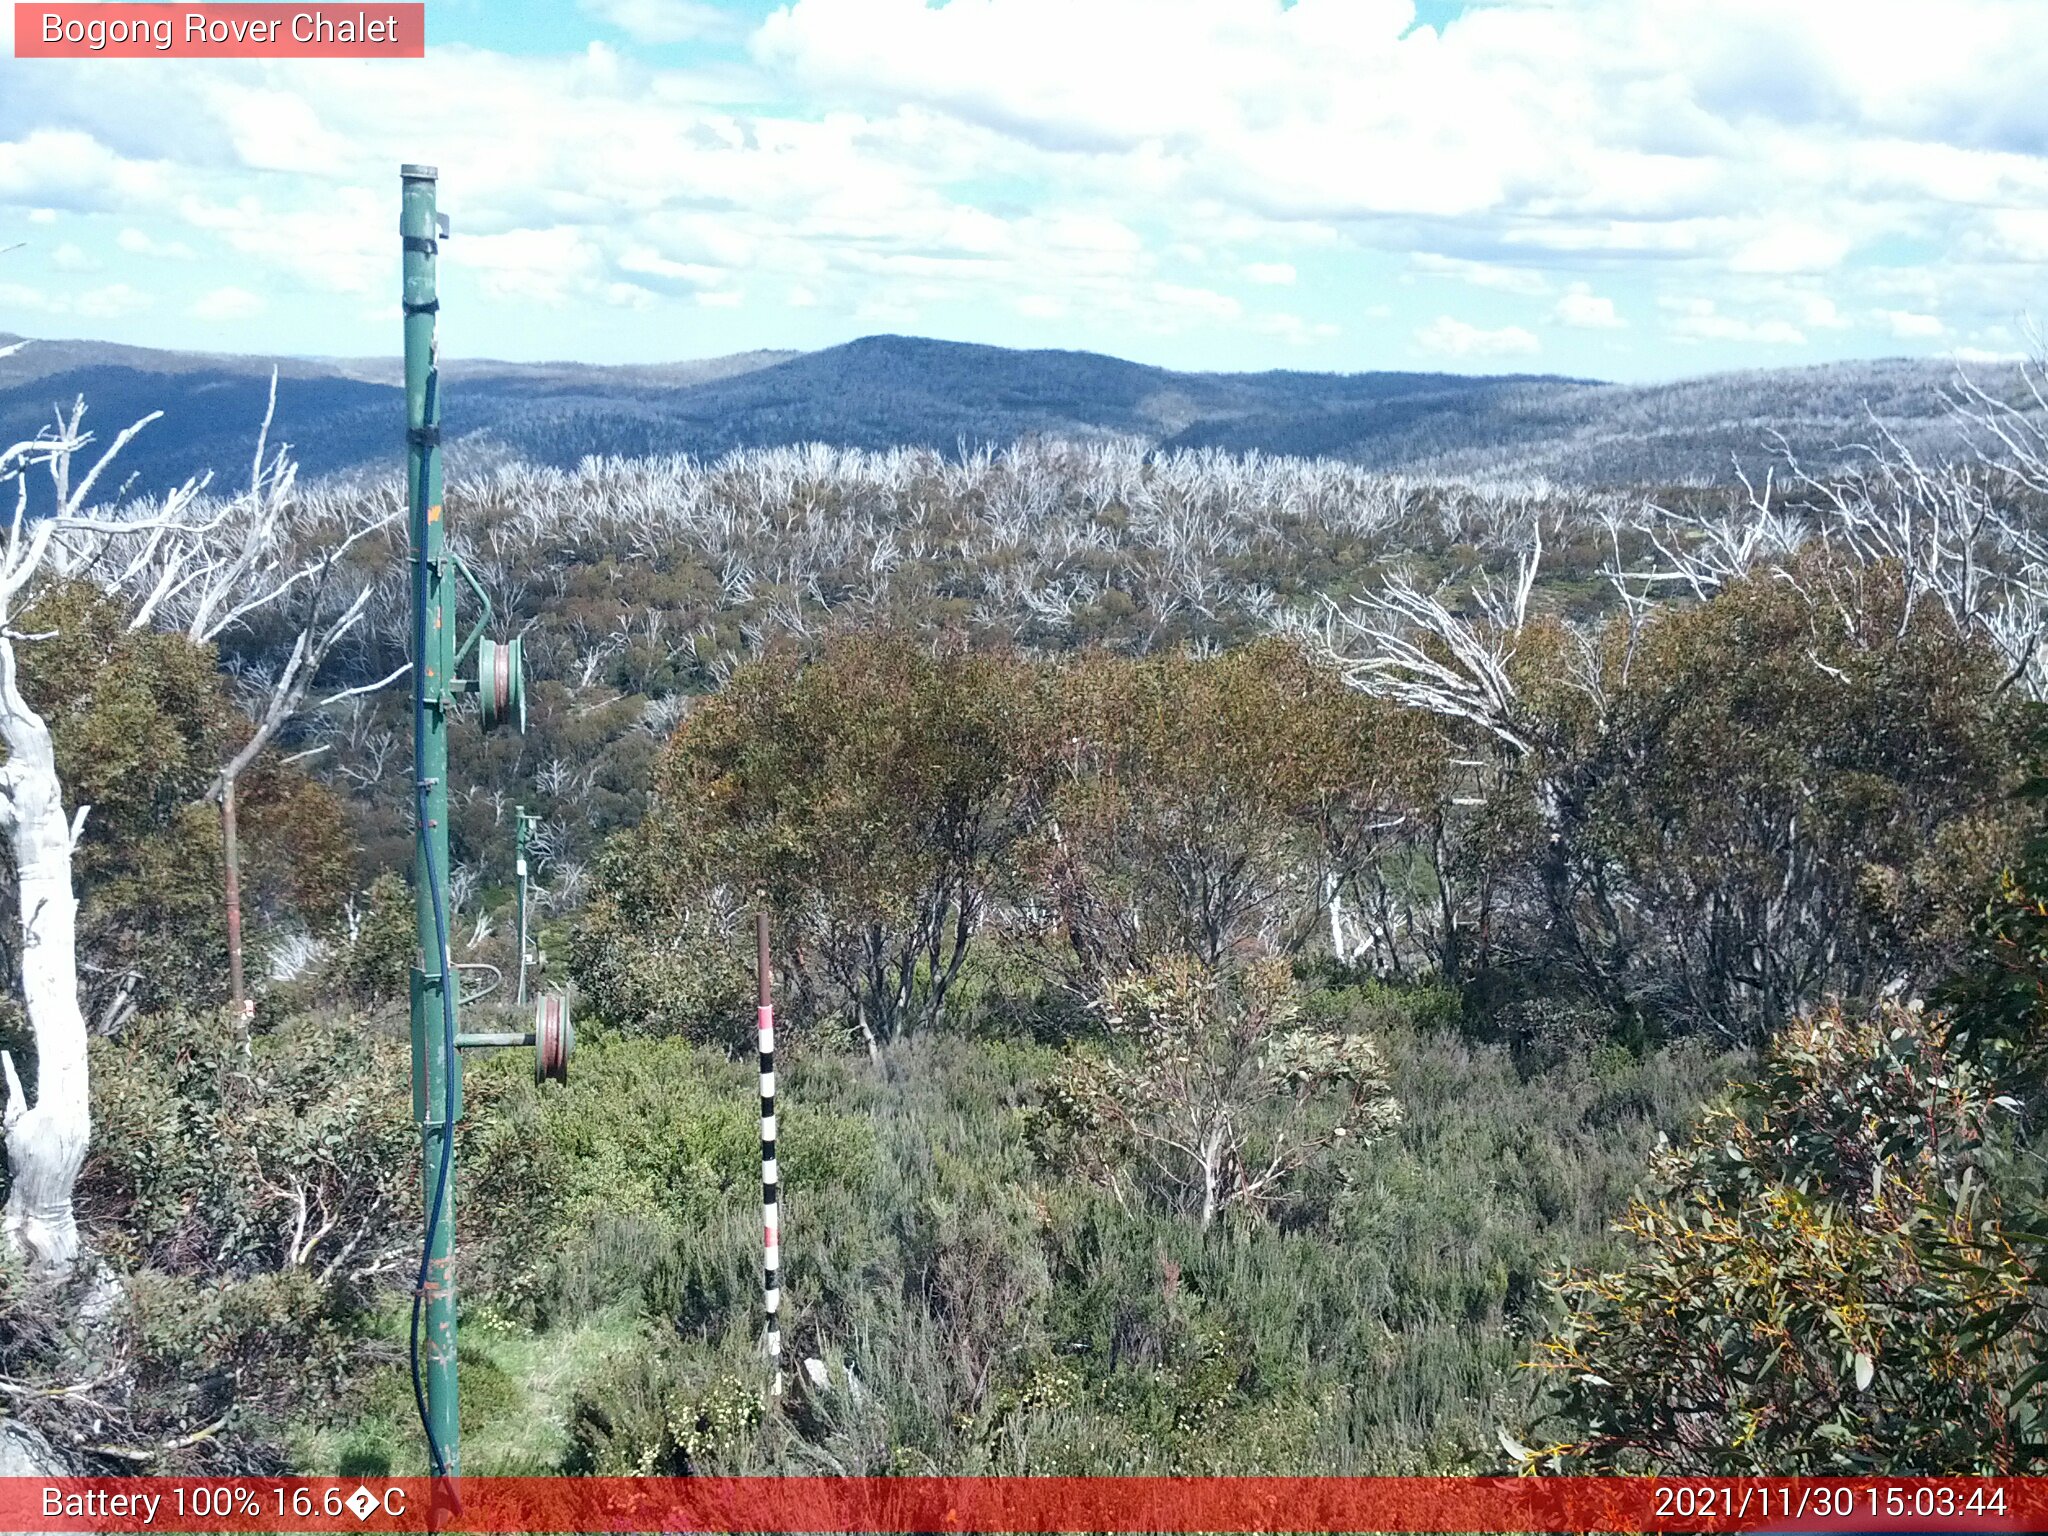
[402,162,462,1485]
[758,911,784,1399]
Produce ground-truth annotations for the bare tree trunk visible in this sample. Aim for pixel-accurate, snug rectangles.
[1325,870,1349,963]
[222,774,249,1023]
[854,998,880,1066]
[0,640,89,1275]
[1198,1129,1222,1230]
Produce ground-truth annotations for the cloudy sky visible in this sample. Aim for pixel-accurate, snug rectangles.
[2,0,2044,380]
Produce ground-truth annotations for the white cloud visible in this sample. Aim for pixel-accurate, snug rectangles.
[6,0,2047,366]
[1662,296,1806,346]
[1552,284,1624,329]
[1728,225,1854,274]
[1415,315,1540,358]
[1792,292,1848,329]
[736,0,2048,345]
[193,83,356,176]
[1,280,152,318]
[117,228,195,260]
[582,0,730,43]
[749,0,2046,236]
[1412,253,1548,295]
[75,283,149,318]
[617,245,725,288]
[1151,283,1242,324]
[1877,308,1946,339]
[463,226,610,306]
[25,209,56,225]
[1986,209,2048,261]
[191,286,266,321]
[0,130,168,212]
[1253,311,1340,345]
[180,189,385,296]
[49,243,96,273]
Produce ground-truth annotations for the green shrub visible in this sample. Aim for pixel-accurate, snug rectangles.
[463,1036,875,1327]
[565,1340,766,1474]
[84,1008,415,1284]
[1035,958,1401,1229]
[1522,1003,2043,1473]
[503,1016,1734,1476]
[327,872,415,1011]
[568,848,755,1050]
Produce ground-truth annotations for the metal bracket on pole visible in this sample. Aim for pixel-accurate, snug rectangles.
[449,549,494,673]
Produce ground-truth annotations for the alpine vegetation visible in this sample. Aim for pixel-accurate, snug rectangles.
[1,350,2047,1478]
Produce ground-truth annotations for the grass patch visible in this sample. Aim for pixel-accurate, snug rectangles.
[290,1304,646,1475]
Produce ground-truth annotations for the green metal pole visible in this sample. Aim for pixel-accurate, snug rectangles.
[402,162,461,1479]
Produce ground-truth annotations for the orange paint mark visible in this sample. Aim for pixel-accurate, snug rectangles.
[429,504,442,522]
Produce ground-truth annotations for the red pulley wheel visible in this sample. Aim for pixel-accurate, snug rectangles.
[534,992,572,1085]
[478,636,526,734]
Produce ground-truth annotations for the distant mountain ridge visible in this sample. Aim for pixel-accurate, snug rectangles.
[0,331,2018,495]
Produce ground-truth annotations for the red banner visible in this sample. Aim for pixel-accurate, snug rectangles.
[0,1476,2043,1533]
[13,4,425,58]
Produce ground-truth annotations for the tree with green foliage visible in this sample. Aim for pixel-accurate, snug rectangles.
[1938,706,2048,1085]
[328,871,415,1010]
[631,632,1056,1055]
[7,578,233,1035]
[0,581,354,1032]
[1519,1002,2047,1473]
[0,1006,419,1469]
[567,822,755,1051]
[1543,555,2024,1041]
[87,1007,415,1285]
[1040,639,1434,990]
[1331,541,2028,1041]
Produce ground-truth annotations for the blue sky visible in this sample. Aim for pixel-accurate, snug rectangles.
[3,0,2044,381]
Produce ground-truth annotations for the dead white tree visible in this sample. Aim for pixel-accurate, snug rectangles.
[1317,523,1544,759]
[0,404,223,1273]
[1306,364,2048,1029]
[1616,397,2048,699]
[95,373,403,1019]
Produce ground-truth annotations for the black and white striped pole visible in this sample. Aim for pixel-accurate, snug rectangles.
[757,911,783,1400]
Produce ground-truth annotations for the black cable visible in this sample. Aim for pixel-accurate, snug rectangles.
[406,364,461,1491]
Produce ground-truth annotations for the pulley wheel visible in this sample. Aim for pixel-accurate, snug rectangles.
[478,636,527,735]
[534,991,572,1085]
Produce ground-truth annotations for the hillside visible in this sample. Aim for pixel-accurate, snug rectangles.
[3,340,2046,1480]
[0,330,2018,496]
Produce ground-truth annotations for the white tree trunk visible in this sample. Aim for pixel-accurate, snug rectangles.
[0,639,89,1275]
[1325,871,1351,964]
[1198,1128,1223,1230]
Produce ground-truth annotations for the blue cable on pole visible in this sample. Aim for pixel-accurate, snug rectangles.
[407,367,459,1487]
